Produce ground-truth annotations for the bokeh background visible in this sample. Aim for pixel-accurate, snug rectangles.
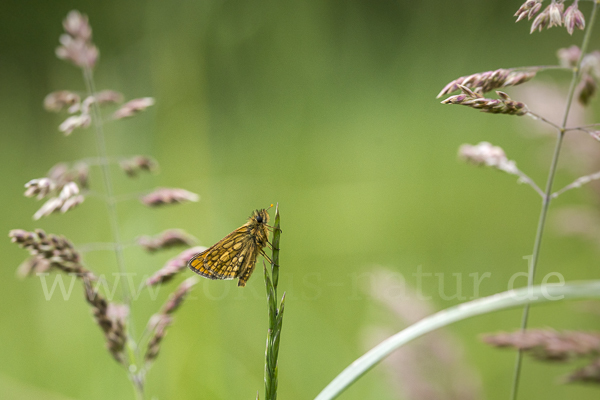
[1,0,600,399]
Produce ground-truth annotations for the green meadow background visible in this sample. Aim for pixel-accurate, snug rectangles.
[1,0,599,399]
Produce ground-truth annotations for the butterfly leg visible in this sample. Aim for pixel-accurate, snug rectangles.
[260,249,273,265]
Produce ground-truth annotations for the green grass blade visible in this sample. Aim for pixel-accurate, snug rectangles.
[314,280,600,400]
[264,205,284,400]
[271,203,281,295]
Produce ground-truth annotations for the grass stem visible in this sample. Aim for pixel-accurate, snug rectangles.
[264,204,284,400]
[82,66,142,396]
[509,3,599,399]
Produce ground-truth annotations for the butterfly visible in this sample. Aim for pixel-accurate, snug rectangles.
[187,208,271,287]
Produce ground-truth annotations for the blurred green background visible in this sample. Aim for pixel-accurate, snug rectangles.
[1,0,600,399]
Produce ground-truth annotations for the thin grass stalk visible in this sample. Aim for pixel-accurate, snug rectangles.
[82,67,131,306]
[509,3,599,399]
[82,66,142,398]
[264,205,285,400]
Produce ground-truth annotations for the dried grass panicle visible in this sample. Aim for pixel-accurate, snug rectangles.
[441,85,529,116]
[9,229,96,279]
[437,69,537,98]
[113,97,155,119]
[141,187,200,207]
[515,0,543,22]
[83,278,128,364]
[119,155,158,177]
[146,246,206,286]
[483,330,600,361]
[56,10,98,69]
[137,229,197,253]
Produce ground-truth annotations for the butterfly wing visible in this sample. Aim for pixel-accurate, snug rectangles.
[236,248,259,287]
[187,226,256,281]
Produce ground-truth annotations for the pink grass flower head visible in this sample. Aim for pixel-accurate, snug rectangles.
[32,182,84,220]
[145,277,199,364]
[515,0,543,22]
[146,246,207,285]
[58,114,91,135]
[557,45,581,68]
[113,98,155,119]
[564,1,585,35]
[547,1,565,28]
[24,178,56,199]
[568,358,600,383]
[44,91,81,112]
[137,229,197,253]
[120,156,158,177]
[141,188,199,207]
[62,10,92,41]
[531,5,552,32]
[441,86,529,116]
[56,32,98,70]
[484,330,600,361]
[530,1,566,33]
[437,69,537,98]
[459,142,510,168]
[95,90,124,105]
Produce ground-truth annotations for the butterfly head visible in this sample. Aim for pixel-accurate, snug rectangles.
[251,209,270,225]
[246,208,270,245]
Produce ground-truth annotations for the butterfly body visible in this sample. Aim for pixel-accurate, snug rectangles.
[187,209,269,287]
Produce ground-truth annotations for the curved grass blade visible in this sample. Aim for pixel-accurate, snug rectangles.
[315,280,600,400]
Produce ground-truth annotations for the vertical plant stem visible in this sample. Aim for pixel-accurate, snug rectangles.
[82,67,142,395]
[131,375,145,400]
[264,205,284,400]
[509,3,598,399]
[82,68,131,306]
[509,131,563,400]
